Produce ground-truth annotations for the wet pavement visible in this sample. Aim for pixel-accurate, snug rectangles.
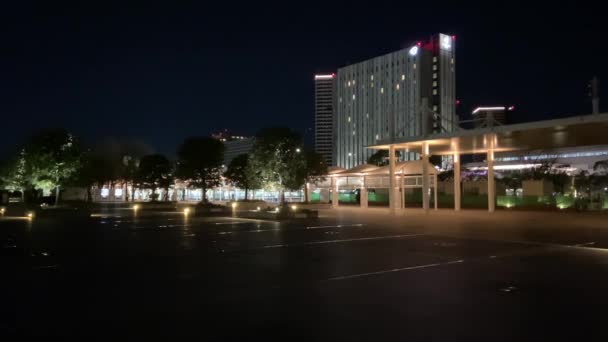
[2,209,608,340]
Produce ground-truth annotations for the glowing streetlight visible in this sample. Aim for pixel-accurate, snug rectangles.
[0,208,5,216]
[295,148,301,153]
[183,207,191,216]
[291,205,297,211]
[231,202,237,209]
[26,211,34,219]
[133,204,140,211]
[256,206,261,211]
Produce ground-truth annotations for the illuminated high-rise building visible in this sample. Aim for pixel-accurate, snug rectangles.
[314,74,336,166]
[334,33,456,168]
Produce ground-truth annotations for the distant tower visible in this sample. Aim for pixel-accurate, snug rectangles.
[314,74,336,166]
[589,77,600,114]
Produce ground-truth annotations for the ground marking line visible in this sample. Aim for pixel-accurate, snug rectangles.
[305,224,364,229]
[325,261,463,281]
[214,222,249,225]
[573,242,596,247]
[424,233,608,252]
[262,233,425,249]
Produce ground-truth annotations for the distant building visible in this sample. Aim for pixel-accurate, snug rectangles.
[471,106,514,128]
[314,74,336,166]
[334,33,457,168]
[470,106,514,161]
[210,130,254,165]
[211,129,249,143]
[222,138,255,166]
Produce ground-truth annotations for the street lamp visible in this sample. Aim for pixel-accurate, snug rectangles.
[296,148,301,153]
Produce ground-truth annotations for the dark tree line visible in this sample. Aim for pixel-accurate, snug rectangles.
[1,126,328,205]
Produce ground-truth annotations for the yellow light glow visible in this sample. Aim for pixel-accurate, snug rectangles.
[0,208,5,215]
[256,206,261,211]
[275,207,280,213]
[291,205,297,211]
[27,212,34,219]
[133,204,140,211]
[183,207,190,215]
[231,202,237,209]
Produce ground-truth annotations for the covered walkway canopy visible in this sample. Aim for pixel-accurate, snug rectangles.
[311,160,439,210]
[367,113,608,213]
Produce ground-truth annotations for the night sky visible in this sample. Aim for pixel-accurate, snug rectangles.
[1,3,605,158]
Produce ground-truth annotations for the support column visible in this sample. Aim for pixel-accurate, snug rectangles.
[331,177,339,208]
[434,174,438,210]
[421,143,430,213]
[401,173,406,209]
[487,134,496,213]
[360,176,368,209]
[454,153,461,211]
[305,182,311,203]
[388,145,397,213]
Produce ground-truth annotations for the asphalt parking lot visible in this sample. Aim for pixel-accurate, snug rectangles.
[2,208,608,340]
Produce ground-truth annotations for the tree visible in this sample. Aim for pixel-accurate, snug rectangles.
[136,154,174,201]
[0,150,30,202]
[296,151,328,203]
[249,127,305,204]
[23,129,82,205]
[175,137,224,202]
[367,150,402,166]
[223,154,260,200]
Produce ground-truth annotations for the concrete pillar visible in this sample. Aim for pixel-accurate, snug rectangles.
[421,143,430,213]
[388,145,397,213]
[487,134,496,213]
[360,176,368,209]
[331,177,339,208]
[305,182,311,203]
[454,153,461,211]
[401,173,406,209]
[434,174,438,210]
[320,189,329,203]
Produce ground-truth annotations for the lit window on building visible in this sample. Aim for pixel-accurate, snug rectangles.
[433,89,438,95]
[352,94,356,100]
[433,105,438,111]
[370,75,374,81]
[433,56,438,62]
[433,73,437,79]
[352,130,355,135]
[375,134,380,140]
[413,64,416,69]
[451,58,454,64]
[353,80,356,85]
[115,188,123,198]
[101,188,109,198]
[433,65,437,70]
[433,81,437,87]
[396,84,400,90]
[347,81,351,87]
[348,152,352,157]
[401,74,405,80]
[380,87,384,94]
[347,116,351,122]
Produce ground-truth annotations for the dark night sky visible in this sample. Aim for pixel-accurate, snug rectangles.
[1,2,605,158]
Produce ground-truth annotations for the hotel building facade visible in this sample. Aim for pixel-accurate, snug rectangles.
[334,33,456,168]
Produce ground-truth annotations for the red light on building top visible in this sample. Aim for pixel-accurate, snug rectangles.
[451,35,456,40]
[508,106,515,111]
[416,42,422,47]
[455,99,461,105]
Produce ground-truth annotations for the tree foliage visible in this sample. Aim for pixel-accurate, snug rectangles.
[136,154,174,201]
[175,137,224,202]
[223,154,260,199]
[367,150,402,166]
[249,127,305,202]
